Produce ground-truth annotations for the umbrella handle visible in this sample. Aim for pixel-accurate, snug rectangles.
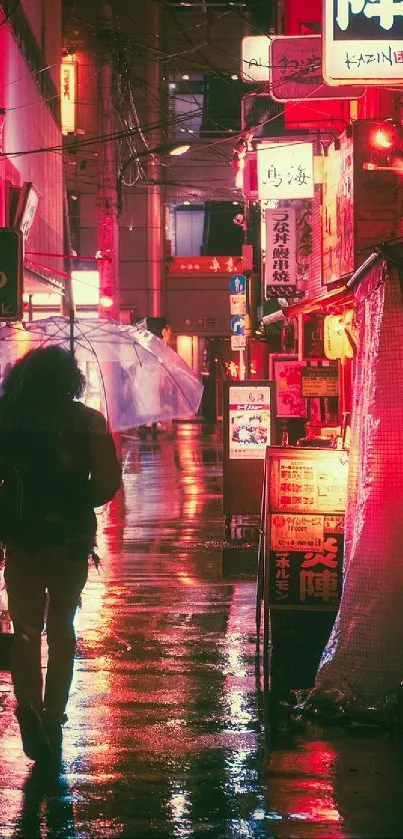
[69,309,75,355]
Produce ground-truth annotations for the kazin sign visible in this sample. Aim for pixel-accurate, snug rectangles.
[323,0,403,84]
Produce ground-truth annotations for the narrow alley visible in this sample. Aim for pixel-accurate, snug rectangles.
[0,422,402,839]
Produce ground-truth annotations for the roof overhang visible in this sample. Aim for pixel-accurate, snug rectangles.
[284,283,354,317]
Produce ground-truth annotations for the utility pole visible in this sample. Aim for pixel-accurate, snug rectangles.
[146,0,164,318]
[97,0,120,321]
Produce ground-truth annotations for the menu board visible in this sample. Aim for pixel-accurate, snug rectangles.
[265,448,348,610]
[229,384,273,460]
[301,366,339,398]
[269,515,344,609]
[222,381,276,515]
[269,453,348,513]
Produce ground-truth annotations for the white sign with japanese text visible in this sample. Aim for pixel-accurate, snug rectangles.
[265,207,297,298]
[61,59,76,134]
[231,334,247,350]
[324,0,403,84]
[241,35,271,82]
[257,142,314,200]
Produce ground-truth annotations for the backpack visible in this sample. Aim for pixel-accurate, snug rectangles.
[0,422,95,548]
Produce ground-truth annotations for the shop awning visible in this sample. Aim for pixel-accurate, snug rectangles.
[284,282,354,317]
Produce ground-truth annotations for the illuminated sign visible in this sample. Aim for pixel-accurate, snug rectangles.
[15,182,40,244]
[270,34,364,100]
[257,142,314,200]
[167,255,244,274]
[324,0,403,84]
[269,516,344,608]
[61,58,76,134]
[265,207,297,299]
[322,134,354,283]
[241,35,271,82]
[71,270,99,306]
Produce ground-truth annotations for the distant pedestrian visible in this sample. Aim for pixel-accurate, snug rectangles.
[0,345,121,764]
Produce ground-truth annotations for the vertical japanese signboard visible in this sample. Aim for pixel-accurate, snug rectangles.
[223,381,276,515]
[322,133,354,284]
[265,446,348,610]
[323,0,403,84]
[265,207,297,299]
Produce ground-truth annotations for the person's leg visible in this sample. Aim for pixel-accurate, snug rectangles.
[43,545,88,723]
[4,545,46,713]
[4,545,50,760]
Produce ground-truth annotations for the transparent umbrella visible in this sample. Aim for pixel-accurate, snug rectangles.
[0,316,204,431]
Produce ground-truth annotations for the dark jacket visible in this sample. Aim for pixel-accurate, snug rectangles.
[0,401,121,549]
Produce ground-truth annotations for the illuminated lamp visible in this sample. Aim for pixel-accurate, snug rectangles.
[365,119,403,173]
[369,119,403,151]
[99,294,114,308]
[324,314,355,363]
[168,143,190,156]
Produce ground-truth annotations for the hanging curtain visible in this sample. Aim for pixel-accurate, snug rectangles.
[311,256,403,710]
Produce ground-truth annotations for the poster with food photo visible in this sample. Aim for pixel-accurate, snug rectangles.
[269,354,307,418]
[229,385,273,460]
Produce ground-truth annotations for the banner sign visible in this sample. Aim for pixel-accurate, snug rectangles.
[265,207,297,299]
[270,34,364,101]
[324,0,403,84]
[257,142,314,200]
[61,59,76,135]
[167,255,244,275]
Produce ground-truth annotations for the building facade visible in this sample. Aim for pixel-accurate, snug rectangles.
[0,0,64,308]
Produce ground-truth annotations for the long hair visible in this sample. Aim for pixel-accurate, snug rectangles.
[0,345,85,430]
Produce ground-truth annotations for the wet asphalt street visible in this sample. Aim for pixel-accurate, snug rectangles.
[1,421,403,838]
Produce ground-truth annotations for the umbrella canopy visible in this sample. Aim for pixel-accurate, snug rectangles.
[0,316,203,431]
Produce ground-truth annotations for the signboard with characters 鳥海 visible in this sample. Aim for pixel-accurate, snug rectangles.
[257,142,314,202]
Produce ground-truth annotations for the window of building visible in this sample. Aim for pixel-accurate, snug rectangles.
[168,74,244,140]
[168,201,244,256]
[169,204,205,256]
[168,77,204,141]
